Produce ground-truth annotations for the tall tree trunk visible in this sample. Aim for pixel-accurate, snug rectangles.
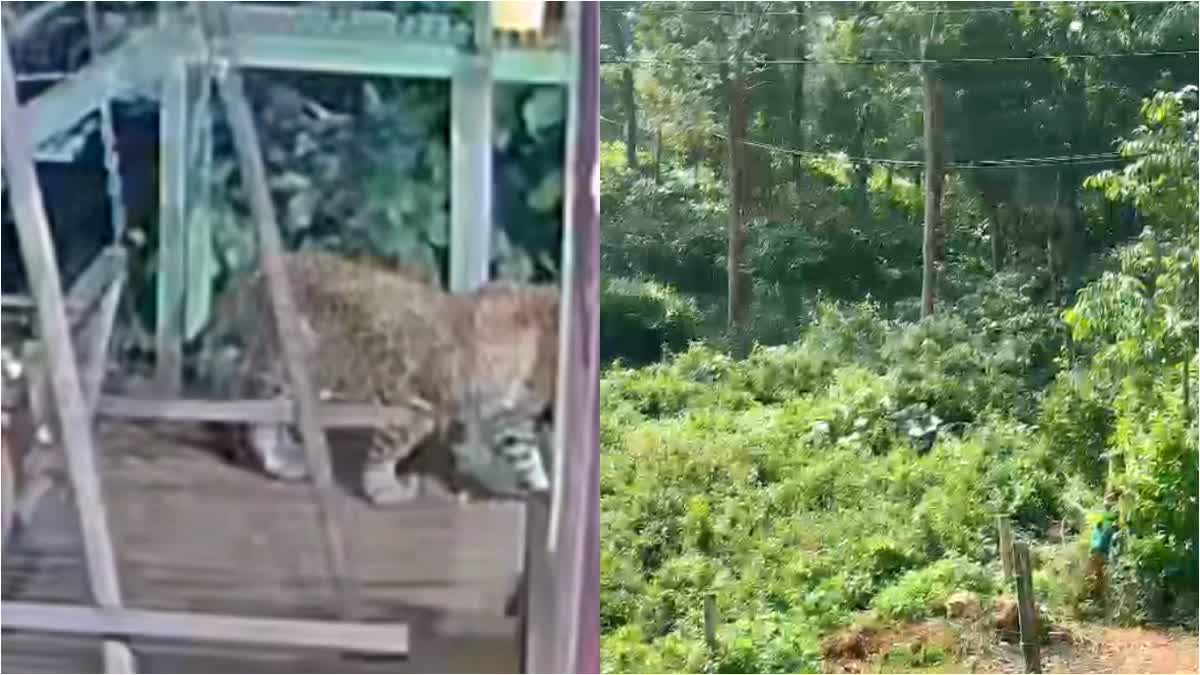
[653,126,662,185]
[1184,357,1191,423]
[610,16,638,170]
[920,70,944,320]
[790,1,807,195]
[852,101,871,224]
[726,57,751,333]
[986,201,1004,273]
[622,64,638,170]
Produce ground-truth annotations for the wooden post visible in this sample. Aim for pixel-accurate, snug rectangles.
[1012,542,1042,674]
[3,602,410,655]
[552,2,599,672]
[156,56,187,394]
[449,2,493,293]
[703,593,719,650]
[997,515,1014,581]
[78,248,127,409]
[203,3,360,620]
[920,62,944,320]
[1,30,136,674]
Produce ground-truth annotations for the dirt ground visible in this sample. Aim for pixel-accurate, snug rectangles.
[826,620,1199,674]
[1004,626,1199,675]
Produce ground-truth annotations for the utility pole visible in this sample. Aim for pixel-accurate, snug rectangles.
[920,53,944,320]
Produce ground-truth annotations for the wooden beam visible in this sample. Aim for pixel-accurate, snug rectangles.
[155,57,187,394]
[220,4,568,83]
[5,1,69,45]
[448,5,494,293]
[96,395,428,428]
[18,11,565,157]
[204,2,359,620]
[77,252,125,411]
[0,30,135,673]
[25,25,191,150]
[547,3,600,672]
[219,37,568,84]
[2,602,409,655]
[66,246,125,326]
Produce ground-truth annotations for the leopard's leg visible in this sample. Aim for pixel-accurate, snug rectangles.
[361,415,437,506]
[244,422,310,481]
[449,379,553,496]
[238,357,313,481]
[453,409,552,496]
[493,417,551,493]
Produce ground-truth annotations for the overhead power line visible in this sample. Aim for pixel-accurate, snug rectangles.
[712,132,1129,169]
[602,49,1199,67]
[605,116,1134,169]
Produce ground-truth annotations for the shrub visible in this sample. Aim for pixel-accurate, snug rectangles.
[871,557,996,621]
[601,277,702,367]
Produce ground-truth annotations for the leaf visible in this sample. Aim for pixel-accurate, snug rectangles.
[425,209,449,248]
[527,169,564,212]
[496,248,535,282]
[269,171,312,193]
[183,205,215,342]
[522,87,566,140]
[286,190,319,233]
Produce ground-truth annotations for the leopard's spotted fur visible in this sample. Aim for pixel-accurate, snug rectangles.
[213,250,557,505]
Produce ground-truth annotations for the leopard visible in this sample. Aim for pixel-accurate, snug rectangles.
[209,250,558,506]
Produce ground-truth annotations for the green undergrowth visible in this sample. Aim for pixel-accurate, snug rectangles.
[600,297,1197,673]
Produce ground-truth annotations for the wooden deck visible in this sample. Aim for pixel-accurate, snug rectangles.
[1,421,526,673]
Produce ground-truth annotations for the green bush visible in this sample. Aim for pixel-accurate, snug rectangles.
[871,557,996,621]
[601,277,702,367]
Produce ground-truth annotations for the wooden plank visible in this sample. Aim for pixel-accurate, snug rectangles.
[3,422,526,619]
[0,30,135,672]
[204,3,359,620]
[219,4,567,84]
[95,395,428,428]
[155,58,187,395]
[1013,542,1042,674]
[448,3,493,293]
[217,36,568,84]
[2,630,517,674]
[3,602,410,655]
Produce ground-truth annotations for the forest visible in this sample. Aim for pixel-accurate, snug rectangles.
[598,1,1198,672]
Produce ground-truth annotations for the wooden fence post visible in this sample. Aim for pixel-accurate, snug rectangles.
[997,514,1014,581]
[703,593,719,651]
[1012,542,1042,674]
